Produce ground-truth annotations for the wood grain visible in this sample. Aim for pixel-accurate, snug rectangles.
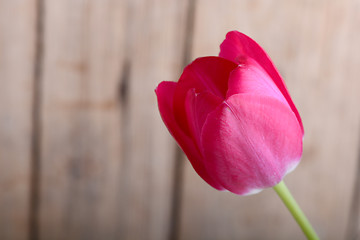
[0,0,37,239]
[347,143,360,240]
[38,0,191,239]
[38,1,126,239]
[179,0,360,239]
[117,0,191,239]
[344,2,360,240]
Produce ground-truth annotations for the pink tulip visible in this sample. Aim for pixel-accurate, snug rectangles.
[155,31,304,195]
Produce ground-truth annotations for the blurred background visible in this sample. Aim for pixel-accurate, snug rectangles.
[1,0,360,239]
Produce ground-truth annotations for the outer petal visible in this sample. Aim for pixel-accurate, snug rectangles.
[200,93,303,195]
[219,31,304,133]
[173,57,237,134]
[226,57,287,106]
[155,81,224,190]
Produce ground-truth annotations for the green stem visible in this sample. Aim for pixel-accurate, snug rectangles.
[273,181,319,240]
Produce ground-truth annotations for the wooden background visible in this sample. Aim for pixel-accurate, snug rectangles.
[0,0,360,239]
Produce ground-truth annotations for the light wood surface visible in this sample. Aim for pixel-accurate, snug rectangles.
[117,0,190,239]
[38,1,125,239]
[0,1,37,239]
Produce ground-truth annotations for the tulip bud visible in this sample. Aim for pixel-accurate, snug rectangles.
[155,31,303,195]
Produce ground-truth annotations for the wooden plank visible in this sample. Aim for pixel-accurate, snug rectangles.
[38,1,126,239]
[347,143,360,240]
[345,2,360,239]
[38,0,190,239]
[0,0,37,239]
[179,0,360,239]
[118,0,191,239]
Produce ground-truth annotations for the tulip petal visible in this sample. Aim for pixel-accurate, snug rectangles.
[155,81,224,190]
[173,57,237,134]
[200,93,303,195]
[185,89,223,149]
[226,57,288,106]
[219,31,304,133]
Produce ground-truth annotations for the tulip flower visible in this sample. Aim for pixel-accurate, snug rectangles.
[156,31,318,239]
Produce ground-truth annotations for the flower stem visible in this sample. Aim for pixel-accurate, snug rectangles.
[273,181,319,240]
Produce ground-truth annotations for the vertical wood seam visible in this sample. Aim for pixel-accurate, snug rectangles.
[117,0,133,237]
[118,57,131,238]
[29,0,45,239]
[346,125,360,240]
[168,1,197,239]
